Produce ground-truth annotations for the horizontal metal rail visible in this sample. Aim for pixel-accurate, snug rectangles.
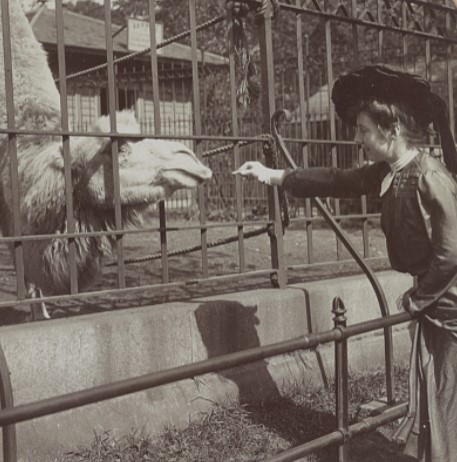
[0,269,280,309]
[0,220,274,244]
[0,310,412,427]
[262,402,408,462]
[0,128,444,152]
[277,0,457,44]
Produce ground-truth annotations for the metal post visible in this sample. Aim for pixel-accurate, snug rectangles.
[0,342,16,462]
[257,1,287,287]
[333,297,348,462]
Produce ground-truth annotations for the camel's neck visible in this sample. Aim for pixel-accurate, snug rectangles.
[0,0,61,130]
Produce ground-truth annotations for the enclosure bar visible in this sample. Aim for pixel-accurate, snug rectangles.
[351,0,368,258]
[104,0,126,288]
[401,1,408,69]
[356,0,372,257]
[287,255,388,272]
[1,0,26,300]
[424,39,434,148]
[55,0,78,294]
[188,0,209,278]
[358,146,370,258]
[0,220,277,243]
[147,0,169,284]
[333,298,349,462]
[275,1,457,44]
[325,17,342,261]
[0,342,17,462]
[0,311,412,427]
[226,2,246,273]
[376,0,384,62]
[0,127,369,144]
[0,268,281,309]
[296,4,313,265]
[261,403,408,462]
[258,1,287,287]
[351,0,359,66]
[446,7,455,137]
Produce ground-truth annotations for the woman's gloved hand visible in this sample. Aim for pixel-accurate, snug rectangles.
[232,161,285,185]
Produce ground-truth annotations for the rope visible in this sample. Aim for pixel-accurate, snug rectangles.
[0,224,274,271]
[202,135,270,158]
[56,15,225,83]
[105,225,271,267]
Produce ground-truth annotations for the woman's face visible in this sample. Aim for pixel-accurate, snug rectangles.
[354,111,394,163]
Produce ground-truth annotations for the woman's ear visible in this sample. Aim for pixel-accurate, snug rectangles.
[390,122,401,139]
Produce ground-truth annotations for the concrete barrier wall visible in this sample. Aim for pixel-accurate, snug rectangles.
[0,270,414,461]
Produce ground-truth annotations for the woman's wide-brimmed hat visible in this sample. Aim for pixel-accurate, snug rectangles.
[331,64,457,174]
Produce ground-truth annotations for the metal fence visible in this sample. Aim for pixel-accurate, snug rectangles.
[1,0,455,311]
[0,297,413,462]
[0,0,456,458]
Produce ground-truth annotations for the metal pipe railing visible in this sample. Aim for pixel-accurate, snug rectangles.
[0,342,16,462]
[333,298,349,461]
[272,109,395,403]
[0,305,412,462]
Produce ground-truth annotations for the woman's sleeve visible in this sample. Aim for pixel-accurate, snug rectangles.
[407,170,457,313]
[281,162,388,198]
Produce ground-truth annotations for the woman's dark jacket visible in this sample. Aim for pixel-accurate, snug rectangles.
[282,151,457,321]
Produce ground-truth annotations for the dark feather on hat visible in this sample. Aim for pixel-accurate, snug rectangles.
[331,64,432,127]
[331,64,457,175]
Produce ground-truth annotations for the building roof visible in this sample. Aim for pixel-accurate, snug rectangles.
[28,6,227,65]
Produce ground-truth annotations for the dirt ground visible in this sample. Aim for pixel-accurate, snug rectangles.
[0,217,390,325]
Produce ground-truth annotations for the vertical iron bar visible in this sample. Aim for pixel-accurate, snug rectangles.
[425,39,433,151]
[258,0,287,287]
[351,0,359,67]
[104,0,125,288]
[0,341,16,462]
[304,34,313,263]
[351,0,369,258]
[147,0,169,283]
[296,2,312,265]
[377,0,383,61]
[333,297,348,462]
[226,2,245,273]
[324,19,341,260]
[402,2,408,69]
[188,0,208,278]
[1,0,25,300]
[446,5,455,138]
[55,0,78,294]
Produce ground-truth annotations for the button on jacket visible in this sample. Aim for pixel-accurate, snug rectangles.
[282,151,457,322]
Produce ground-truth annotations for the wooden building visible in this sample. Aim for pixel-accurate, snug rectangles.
[28,5,227,135]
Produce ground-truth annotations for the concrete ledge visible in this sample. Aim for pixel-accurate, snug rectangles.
[0,270,414,461]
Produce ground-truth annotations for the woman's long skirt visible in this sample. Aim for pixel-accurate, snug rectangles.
[393,318,457,462]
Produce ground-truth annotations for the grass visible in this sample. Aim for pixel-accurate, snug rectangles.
[59,366,412,462]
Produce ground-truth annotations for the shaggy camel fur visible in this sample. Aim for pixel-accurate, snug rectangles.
[0,0,212,320]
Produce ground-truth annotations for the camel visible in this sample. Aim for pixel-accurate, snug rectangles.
[0,0,212,320]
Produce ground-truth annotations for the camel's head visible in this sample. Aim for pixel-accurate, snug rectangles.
[68,111,212,211]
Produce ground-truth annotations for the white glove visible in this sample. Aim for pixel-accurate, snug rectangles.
[232,161,285,185]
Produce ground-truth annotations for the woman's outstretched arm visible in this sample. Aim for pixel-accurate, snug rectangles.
[233,161,390,198]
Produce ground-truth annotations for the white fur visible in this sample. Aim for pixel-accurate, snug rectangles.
[0,0,212,320]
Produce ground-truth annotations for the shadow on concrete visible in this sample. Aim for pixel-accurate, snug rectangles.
[194,300,413,461]
[194,300,336,456]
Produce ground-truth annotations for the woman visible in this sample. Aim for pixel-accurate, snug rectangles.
[233,64,457,461]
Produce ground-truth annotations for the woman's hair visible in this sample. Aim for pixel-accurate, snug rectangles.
[352,98,428,146]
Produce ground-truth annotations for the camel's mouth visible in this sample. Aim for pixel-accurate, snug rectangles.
[159,165,212,186]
